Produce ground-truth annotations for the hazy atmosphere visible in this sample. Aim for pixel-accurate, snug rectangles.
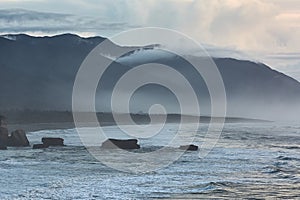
[0,1,299,199]
[0,0,299,80]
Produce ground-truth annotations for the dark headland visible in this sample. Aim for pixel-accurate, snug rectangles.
[0,34,300,121]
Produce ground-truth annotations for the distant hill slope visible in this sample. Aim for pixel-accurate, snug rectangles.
[0,34,299,120]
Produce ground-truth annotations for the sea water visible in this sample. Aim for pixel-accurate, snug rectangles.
[0,122,299,199]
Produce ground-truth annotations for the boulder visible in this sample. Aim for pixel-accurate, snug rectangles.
[7,129,30,147]
[101,139,140,149]
[42,137,64,146]
[0,145,7,150]
[0,127,8,149]
[33,144,48,149]
[179,144,198,151]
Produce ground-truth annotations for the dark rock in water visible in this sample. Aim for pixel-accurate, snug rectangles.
[33,144,48,149]
[0,127,9,149]
[33,137,65,149]
[101,139,140,149]
[42,137,64,146]
[179,144,198,151]
[0,145,7,150]
[7,129,30,147]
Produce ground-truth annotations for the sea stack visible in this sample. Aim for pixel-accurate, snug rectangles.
[0,115,8,150]
[42,137,64,146]
[179,144,198,151]
[101,139,140,149]
[33,137,65,149]
[8,129,30,147]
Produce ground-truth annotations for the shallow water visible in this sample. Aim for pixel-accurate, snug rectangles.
[0,122,299,199]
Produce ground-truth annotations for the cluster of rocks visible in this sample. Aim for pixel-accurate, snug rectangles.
[0,116,61,150]
[0,116,198,151]
[0,116,30,149]
[1,133,197,152]
[0,129,64,150]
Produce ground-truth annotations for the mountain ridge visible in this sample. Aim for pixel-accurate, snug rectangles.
[0,33,299,120]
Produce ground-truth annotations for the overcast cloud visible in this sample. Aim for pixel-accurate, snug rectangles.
[0,0,299,80]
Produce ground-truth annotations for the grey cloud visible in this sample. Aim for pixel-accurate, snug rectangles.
[203,44,254,61]
[261,53,300,81]
[0,8,72,21]
[0,8,136,34]
[266,53,300,60]
[278,63,300,82]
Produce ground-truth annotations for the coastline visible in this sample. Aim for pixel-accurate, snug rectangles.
[3,110,271,133]
[7,117,272,133]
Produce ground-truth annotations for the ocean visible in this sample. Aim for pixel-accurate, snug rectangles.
[0,122,299,199]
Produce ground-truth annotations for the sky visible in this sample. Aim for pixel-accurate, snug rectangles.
[0,0,299,81]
